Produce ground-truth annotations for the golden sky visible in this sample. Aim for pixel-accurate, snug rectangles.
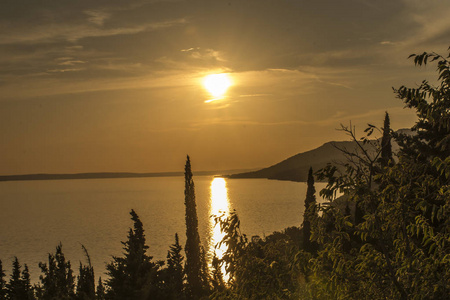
[1,0,449,175]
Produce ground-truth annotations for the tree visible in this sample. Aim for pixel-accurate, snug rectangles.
[0,260,6,299]
[310,48,450,299]
[21,265,34,300]
[161,233,185,299]
[6,257,34,300]
[105,210,160,300]
[95,277,105,300]
[380,111,393,167]
[36,244,75,300]
[76,246,95,300]
[95,278,105,300]
[6,257,22,299]
[302,167,317,253]
[183,155,208,298]
[212,211,309,299]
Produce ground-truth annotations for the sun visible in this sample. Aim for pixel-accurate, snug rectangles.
[203,73,232,100]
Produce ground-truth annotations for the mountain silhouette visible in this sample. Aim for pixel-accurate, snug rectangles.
[226,128,412,182]
[226,141,359,182]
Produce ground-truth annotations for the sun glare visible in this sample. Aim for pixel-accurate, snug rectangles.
[203,73,232,101]
[209,177,230,281]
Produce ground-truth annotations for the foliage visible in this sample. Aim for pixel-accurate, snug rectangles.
[105,209,161,300]
[4,257,35,300]
[380,111,393,167]
[160,233,185,299]
[212,211,311,299]
[95,278,105,300]
[35,244,76,300]
[76,246,95,300]
[310,48,450,299]
[302,167,318,253]
[0,260,6,299]
[183,155,209,298]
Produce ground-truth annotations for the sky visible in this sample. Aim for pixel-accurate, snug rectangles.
[1,0,449,175]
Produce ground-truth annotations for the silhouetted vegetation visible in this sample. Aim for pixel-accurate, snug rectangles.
[160,234,185,299]
[380,111,393,167]
[302,167,318,253]
[308,49,450,299]
[183,156,210,299]
[105,209,161,299]
[1,48,449,299]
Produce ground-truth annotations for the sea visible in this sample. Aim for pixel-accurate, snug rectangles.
[0,176,327,283]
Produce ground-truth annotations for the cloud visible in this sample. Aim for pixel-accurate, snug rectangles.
[65,45,84,51]
[0,18,187,45]
[58,60,86,66]
[181,47,197,52]
[238,94,271,98]
[392,1,450,49]
[46,68,85,73]
[84,10,111,26]
[188,106,416,133]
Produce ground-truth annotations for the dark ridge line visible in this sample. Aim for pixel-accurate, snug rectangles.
[0,170,254,182]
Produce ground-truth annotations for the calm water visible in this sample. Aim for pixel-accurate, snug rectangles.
[0,176,327,282]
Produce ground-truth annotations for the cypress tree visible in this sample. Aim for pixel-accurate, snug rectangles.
[22,265,35,300]
[95,277,105,300]
[0,260,6,299]
[106,210,159,299]
[76,246,95,300]
[165,233,185,299]
[183,155,206,298]
[6,257,34,300]
[380,111,393,167]
[302,167,317,253]
[37,244,75,299]
[6,257,22,299]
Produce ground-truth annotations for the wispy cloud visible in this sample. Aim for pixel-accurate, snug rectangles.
[182,48,226,62]
[188,106,416,132]
[84,10,111,26]
[0,18,187,45]
[58,60,86,66]
[396,1,450,49]
[46,68,85,73]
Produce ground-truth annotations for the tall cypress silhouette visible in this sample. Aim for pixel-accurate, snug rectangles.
[183,155,205,298]
[380,111,393,167]
[76,245,95,299]
[96,277,105,300]
[106,210,159,299]
[0,260,6,299]
[6,257,23,299]
[302,167,317,253]
[165,233,185,299]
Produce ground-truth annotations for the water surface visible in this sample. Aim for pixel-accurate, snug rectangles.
[0,176,326,282]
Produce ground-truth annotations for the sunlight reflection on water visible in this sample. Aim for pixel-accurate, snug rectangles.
[208,177,230,279]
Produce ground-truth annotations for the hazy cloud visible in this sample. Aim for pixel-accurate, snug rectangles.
[84,10,111,26]
[58,60,86,66]
[0,18,187,45]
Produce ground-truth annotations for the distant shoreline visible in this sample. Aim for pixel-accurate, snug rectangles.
[0,170,255,182]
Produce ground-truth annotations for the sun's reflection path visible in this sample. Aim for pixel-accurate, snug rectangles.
[209,177,230,280]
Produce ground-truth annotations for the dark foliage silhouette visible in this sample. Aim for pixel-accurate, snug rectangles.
[380,111,393,167]
[160,233,185,299]
[183,156,209,298]
[105,210,161,300]
[310,48,450,299]
[302,167,318,253]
